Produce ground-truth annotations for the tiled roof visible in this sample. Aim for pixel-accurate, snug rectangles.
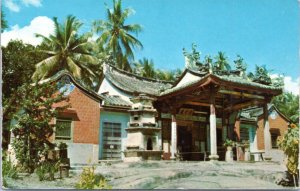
[239,104,290,122]
[102,94,132,108]
[160,71,282,96]
[105,64,173,96]
[216,74,282,91]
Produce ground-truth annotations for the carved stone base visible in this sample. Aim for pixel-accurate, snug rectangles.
[209,154,219,161]
[124,150,163,161]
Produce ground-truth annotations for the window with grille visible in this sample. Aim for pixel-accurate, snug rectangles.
[102,122,122,159]
[240,127,249,141]
[56,119,72,140]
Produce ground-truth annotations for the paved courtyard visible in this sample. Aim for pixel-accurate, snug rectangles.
[5,160,290,189]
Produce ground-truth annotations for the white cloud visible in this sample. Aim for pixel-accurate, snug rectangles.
[1,16,54,46]
[4,0,20,12]
[4,0,42,12]
[270,74,299,95]
[22,0,42,7]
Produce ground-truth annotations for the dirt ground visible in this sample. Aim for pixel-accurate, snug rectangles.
[4,160,289,189]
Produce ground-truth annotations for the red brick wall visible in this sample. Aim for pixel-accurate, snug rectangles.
[257,114,289,150]
[53,87,100,144]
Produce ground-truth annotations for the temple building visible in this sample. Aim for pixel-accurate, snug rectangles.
[8,59,289,165]
[97,63,286,162]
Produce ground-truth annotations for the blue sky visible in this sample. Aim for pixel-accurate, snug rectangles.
[2,0,299,93]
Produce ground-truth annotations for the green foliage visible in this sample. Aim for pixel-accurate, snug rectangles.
[2,160,19,179]
[2,40,48,136]
[278,124,299,175]
[133,58,156,78]
[76,166,112,189]
[57,142,68,150]
[36,160,60,181]
[272,75,284,88]
[1,10,8,32]
[2,152,19,188]
[155,69,182,81]
[272,92,299,123]
[131,57,182,81]
[32,15,101,89]
[248,65,272,85]
[93,0,143,71]
[223,139,235,147]
[213,51,231,73]
[10,82,69,173]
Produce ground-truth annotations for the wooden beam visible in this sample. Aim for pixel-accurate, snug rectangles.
[185,101,222,108]
[224,100,264,112]
[219,89,265,100]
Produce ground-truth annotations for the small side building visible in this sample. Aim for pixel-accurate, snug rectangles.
[9,71,105,165]
[236,104,290,162]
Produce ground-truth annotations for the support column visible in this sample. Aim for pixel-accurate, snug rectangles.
[222,112,227,142]
[170,114,177,160]
[209,90,219,160]
[263,103,271,154]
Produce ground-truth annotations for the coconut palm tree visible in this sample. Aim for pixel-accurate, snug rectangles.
[214,51,231,73]
[272,92,299,123]
[32,15,100,88]
[133,58,156,78]
[93,0,143,71]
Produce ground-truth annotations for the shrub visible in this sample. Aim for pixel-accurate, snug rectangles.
[35,160,60,181]
[2,152,19,188]
[223,139,235,147]
[2,160,18,179]
[278,123,299,186]
[75,166,112,189]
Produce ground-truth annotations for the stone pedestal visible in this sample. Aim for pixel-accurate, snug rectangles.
[225,147,233,162]
[244,150,251,161]
[124,94,162,161]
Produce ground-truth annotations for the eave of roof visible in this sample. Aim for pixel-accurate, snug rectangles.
[39,70,104,102]
[239,104,291,123]
[104,64,173,96]
[159,72,282,98]
[101,94,132,108]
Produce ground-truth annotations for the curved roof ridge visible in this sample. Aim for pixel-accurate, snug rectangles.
[105,63,173,84]
[38,70,104,101]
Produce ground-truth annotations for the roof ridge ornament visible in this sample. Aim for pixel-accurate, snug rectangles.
[183,43,201,70]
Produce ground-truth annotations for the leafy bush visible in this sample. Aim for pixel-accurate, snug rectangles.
[57,142,68,150]
[2,160,18,179]
[35,160,60,181]
[76,166,112,189]
[2,152,19,188]
[223,139,235,147]
[278,124,299,175]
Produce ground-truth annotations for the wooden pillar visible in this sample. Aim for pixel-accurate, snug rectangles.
[222,111,227,142]
[206,115,210,151]
[170,114,177,160]
[209,88,219,160]
[263,103,271,154]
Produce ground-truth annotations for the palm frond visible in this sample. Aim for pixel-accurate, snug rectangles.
[66,57,81,78]
[32,55,60,81]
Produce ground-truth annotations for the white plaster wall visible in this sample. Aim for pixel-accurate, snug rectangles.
[126,132,143,148]
[98,78,132,102]
[140,113,156,123]
[175,72,201,88]
[68,143,99,165]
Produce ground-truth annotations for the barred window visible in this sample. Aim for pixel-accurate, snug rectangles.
[56,119,72,140]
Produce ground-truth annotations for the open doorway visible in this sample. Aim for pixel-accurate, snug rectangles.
[177,126,192,160]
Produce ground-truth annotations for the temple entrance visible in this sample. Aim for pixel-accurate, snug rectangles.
[177,126,192,160]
